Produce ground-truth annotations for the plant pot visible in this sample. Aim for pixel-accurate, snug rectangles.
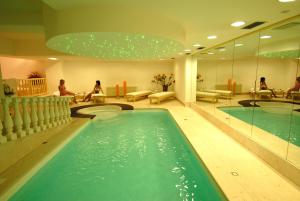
[162,85,168,92]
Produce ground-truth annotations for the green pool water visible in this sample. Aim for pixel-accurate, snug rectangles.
[220,106,300,147]
[10,110,227,201]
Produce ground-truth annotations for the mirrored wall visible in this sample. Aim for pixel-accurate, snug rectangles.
[194,16,300,168]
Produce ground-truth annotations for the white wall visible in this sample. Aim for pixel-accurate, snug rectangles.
[45,59,174,94]
[198,57,299,93]
[174,57,186,102]
[0,57,46,79]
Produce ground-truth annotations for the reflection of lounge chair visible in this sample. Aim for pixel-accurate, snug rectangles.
[291,91,300,99]
[126,90,153,102]
[148,92,175,104]
[196,91,219,102]
[249,88,272,98]
[207,90,232,99]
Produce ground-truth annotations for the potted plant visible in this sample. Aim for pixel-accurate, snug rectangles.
[152,74,175,92]
[27,71,44,79]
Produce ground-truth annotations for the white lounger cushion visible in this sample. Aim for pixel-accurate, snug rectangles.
[148,92,175,104]
[126,90,153,101]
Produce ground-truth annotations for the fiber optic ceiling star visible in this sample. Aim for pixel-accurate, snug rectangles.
[46,32,184,60]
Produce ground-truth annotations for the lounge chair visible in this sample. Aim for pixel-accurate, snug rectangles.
[126,90,153,102]
[148,92,175,104]
[91,93,106,103]
[291,91,300,99]
[196,91,219,102]
[207,90,232,99]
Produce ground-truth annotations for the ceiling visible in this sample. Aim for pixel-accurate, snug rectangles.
[195,16,300,60]
[0,0,300,60]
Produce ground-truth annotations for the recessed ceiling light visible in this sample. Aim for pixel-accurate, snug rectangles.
[207,52,214,55]
[184,49,191,52]
[178,52,184,55]
[219,48,226,52]
[260,35,272,39]
[231,21,245,27]
[235,43,244,47]
[278,0,296,3]
[207,35,217,39]
[48,57,58,60]
[193,43,202,47]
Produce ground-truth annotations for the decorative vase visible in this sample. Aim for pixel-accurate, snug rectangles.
[162,85,168,92]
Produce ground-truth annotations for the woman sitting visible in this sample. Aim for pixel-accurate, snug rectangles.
[286,76,300,98]
[83,80,104,102]
[58,79,77,103]
[260,77,277,98]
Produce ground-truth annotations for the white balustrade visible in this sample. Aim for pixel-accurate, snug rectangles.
[0,99,7,144]
[22,97,33,135]
[0,96,72,145]
[2,98,17,141]
[12,97,26,138]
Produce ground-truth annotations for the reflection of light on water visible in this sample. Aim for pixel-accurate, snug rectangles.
[172,161,197,201]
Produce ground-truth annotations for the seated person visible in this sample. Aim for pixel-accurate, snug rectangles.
[58,79,77,103]
[286,76,300,98]
[260,77,276,98]
[83,80,104,102]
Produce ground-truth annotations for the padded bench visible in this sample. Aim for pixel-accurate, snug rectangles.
[207,90,232,99]
[126,90,153,102]
[148,92,175,104]
[196,91,219,103]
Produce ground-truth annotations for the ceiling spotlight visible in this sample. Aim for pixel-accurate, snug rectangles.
[207,52,215,55]
[48,57,58,60]
[178,52,184,55]
[207,35,217,39]
[235,43,244,47]
[260,35,272,39]
[219,48,226,52]
[231,21,245,27]
[184,49,191,52]
[193,43,202,47]
[278,0,296,2]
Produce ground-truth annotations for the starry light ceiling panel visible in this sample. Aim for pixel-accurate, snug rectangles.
[47,32,184,60]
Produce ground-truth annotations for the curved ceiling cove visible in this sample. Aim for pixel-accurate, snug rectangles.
[42,4,185,60]
[47,32,183,60]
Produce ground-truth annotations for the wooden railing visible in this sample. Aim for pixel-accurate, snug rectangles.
[16,78,47,96]
[0,96,72,144]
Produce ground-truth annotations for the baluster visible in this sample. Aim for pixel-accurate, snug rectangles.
[49,97,56,127]
[54,97,61,125]
[43,97,51,128]
[2,98,17,141]
[22,97,33,135]
[12,97,26,138]
[62,97,69,122]
[0,99,7,143]
[37,97,46,130]
[58,98,65,124]
[65,97,72,121]
[30,97,40,132]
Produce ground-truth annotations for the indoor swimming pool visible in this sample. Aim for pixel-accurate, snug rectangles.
[9,109,227,201]
[220,105,300,147]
